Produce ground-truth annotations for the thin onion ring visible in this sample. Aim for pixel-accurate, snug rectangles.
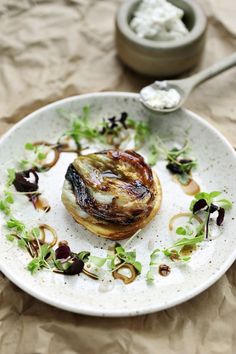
[57,136,79,153]
[33,141,60,170]
[39,224,58,247]
[112,263,137,284]
[57,143,79,153]
[169,212,203,232]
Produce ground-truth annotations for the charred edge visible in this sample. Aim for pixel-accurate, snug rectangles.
[107,150,154,185]
[123,180,150,199]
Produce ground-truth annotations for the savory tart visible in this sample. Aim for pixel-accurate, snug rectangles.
[61,150,162,240]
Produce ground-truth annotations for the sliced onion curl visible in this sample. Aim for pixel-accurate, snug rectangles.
[169,212,203,232]
[33,142,60,170]
[38,224,58,247]
[112,263,137,284]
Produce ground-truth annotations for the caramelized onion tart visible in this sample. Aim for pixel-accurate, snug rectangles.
[61,150,162,240]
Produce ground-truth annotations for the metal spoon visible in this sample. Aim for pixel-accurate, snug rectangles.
[140,52,236,113]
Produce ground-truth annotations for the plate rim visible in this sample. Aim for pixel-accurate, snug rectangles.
[0,91,235,317]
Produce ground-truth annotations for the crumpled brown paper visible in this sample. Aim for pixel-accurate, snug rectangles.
[0,0,236,353]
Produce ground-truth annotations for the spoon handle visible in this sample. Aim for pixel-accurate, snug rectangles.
[191,52,236,87]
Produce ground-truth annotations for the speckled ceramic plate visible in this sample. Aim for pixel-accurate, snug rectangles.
[0,93,235,317]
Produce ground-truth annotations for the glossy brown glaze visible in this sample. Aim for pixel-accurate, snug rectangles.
[62,149,162,240]
[65,150,156,225]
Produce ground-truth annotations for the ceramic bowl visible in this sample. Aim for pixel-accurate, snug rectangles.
[115,0,207,77]
[0,93,236,317]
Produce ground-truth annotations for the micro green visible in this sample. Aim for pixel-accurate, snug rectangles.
[172,235,204,248]
[190,191,232,238]
[6,234,15,242]
[37,152,47,161]
[77,251,90,262]
[60,106,99,148]
[25,143,35,151]
[27,243,52,274]
[6,218,26,233]
[146,231,203,284]
[127,118,150,148]
[18,159,30,170]
[31,227,40,238]
[0,199,11,216]
[166,145,197,185]
[109,243,142,274]
[176,226,187,235]
[148,143,159,166]
[146,269,155,283]
[6,168,16,187]
[147,137,197,183]
[89,255,107,268]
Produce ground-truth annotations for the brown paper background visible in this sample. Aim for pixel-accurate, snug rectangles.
[0,1,236,353]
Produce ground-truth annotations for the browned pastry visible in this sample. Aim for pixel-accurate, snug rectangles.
[61,150,162,240]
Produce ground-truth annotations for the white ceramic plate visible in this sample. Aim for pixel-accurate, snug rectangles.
[0,93,235,317]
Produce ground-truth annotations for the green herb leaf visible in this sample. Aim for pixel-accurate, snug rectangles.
[18,238,27,249]
[4,191,14,204]
[77,251,90,262]
[31,227,40,238]
[115,245,125,255]
[27,244,51,274]
[190,191,232,213]
[146,270,155,283]
[62,106,100,146]
[6,168,16,187]
[19,159,30,169]
[173,235,204,248]
[0,200,11,215]
[54,259,72,272]
[54,259,64,271]
[114,243,142,272]
[133,261,142,274]
[163,249,172,257]
[6,218,25,232]
[149,248,160,265]
[82,105,90,124]
[127,118,150,147]
[216,199,233,210]
[89,256,107,268]
[182,256,191,262]
[40,244,51,259]
[25,143,35,150]
[148,144,159,166]
[27,258,41,274]
[209,191,222,198]
[37,152,47,161]
[6,234,15,242]
[176,226,187,235]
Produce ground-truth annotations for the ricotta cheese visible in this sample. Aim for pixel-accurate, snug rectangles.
[130,0,188,41]
[142,83,181,109]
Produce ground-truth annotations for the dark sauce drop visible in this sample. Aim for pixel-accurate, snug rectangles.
[13,169,50,212]
[159,264,171,277]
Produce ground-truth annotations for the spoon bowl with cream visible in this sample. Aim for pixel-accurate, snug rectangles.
[140,52,236,113]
